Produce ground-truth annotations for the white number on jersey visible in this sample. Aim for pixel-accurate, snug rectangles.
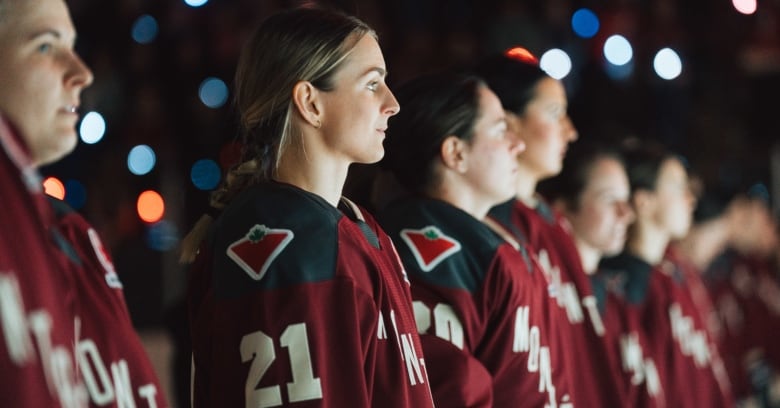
[240,323,323,408]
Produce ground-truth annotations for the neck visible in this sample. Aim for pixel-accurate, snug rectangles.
[274,146,348,208]
[515,164,538,203]
[575,239,601,275]
[627,221,670,265]
[429,178,492,220]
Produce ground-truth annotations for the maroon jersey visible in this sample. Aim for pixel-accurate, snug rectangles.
[705,250,780,402]
[489,198,623,407]
[380,197,572,407]
[601,251,733,408]
[49,198,167,407]
[189,182,433,407]
[0,115,87,407]
[594,257,668,408]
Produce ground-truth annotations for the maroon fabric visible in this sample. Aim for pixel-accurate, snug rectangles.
[189,184,433,407]
[0,115,87,407]
[380,197,573,407]
[52,201,168,407]
[490,198,624,407]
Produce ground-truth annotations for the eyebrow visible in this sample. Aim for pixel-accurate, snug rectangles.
[364,67,388,78]
[28,28,76,45]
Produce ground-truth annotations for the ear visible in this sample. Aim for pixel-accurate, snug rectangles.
[440,135,468,173]
[292,80,324,128]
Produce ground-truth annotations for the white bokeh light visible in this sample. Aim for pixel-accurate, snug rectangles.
[184,0,208,7]
[653,48,683,80]
[79,111,106,144]
[540,49,572,80]
[732,0,757,15]
[604,35,633,66]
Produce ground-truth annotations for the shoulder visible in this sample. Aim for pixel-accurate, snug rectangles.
[599,252,655,304]
[379,197,506,292]
[210,183,343,297]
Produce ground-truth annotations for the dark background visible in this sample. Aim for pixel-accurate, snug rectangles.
[50,0,780,330]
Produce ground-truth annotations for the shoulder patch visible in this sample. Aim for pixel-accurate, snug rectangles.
[226,224,294,281]
[400,226,461,272]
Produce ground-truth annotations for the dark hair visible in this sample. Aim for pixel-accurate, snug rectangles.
[620,139,678,193]
[471,51,549,115]
[382,73,485,194]
[539,142,625,211]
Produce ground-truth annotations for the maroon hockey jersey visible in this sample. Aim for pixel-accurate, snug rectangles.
[489,198,623,407]
[601,250,734,408]
[49,198,167,407]
[380,197,573,407]
[189,182,433,407]
[594,256,668,408]
[0,115,87,407]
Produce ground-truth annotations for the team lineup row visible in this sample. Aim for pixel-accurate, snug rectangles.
[2,1,778,407]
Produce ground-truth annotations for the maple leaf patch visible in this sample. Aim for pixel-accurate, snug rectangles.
[227,224,294,281]
[400,226,461,272]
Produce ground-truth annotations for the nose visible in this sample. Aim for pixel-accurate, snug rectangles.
[385,88,400,117]
[618,201,636,224]
[563,115,578,142]
[66,51,94,90]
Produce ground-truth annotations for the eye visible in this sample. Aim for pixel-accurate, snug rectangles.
[367,81,379,92]
[37,43,53,53]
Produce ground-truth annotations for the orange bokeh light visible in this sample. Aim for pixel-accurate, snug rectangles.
[43,177,65,200]
[504,47,539,65]
[137,190,165,223]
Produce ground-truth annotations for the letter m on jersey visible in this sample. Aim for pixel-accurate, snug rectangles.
[400,226,461,272]
[227,224,294,281]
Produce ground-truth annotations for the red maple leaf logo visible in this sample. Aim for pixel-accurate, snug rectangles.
[226,224,294,281]
[400,226,461,272]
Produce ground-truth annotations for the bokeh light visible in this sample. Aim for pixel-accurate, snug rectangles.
[571,8,600,39]
[127,145,156,176]
[653,48,683,80]
[198,77,229,109]
[43,177,65,200]
[732,0,757,15]
[191,159,222,191]
[79,111,106,145]
[64,179,87,210]
[540,49,572,80]
[137,190,165,223]
[147,220,180,251]
[604,35,633,66]
[131,15,158,44]
[504,46,539,65]
[184,0,208,7]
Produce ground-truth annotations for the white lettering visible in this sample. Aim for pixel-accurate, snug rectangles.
[111,360,135,408]
[582,296,605,336]
[513,306,530,352]
[0,274,34,364]
[433,304,463,349]
[138,384,158,408]
[401,334,426,385]
[560,283,583,323]
[78,339,114,404]
[412,301,430,335]
[377,310,387,340]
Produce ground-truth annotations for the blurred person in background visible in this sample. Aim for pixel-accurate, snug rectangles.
[0,0,166,407]
[474,49,624,407]
[600,142,734,407]
[377,72,573,407]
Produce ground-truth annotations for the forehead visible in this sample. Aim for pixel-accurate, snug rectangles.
[585,158,628,191]
[657,157,687,184]
[530,77,567,103]
[0,0,74,41]
[333,33,385,78]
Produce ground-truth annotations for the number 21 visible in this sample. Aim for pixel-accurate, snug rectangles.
[240,323,323,407]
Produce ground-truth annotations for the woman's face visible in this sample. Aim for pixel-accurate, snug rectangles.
[566,157,634,257]
[652,158,695,239]
[0,0,93,165]
[512,77,578,181]
[461,86,524,208]
[317,34,400,165]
